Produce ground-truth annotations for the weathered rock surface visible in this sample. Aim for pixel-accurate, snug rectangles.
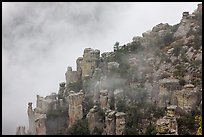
[68,91,84,128]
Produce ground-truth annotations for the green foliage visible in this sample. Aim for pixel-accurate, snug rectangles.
[195,115,202,135]
[83,95,94,118]
[97,107,105,123]
[68,80,82,92]
[153,107,165,119]
[116,98,126,112]
[171,23,179,33]
[92,127,103,135]
[125,104,140,134]
[109,95,115,110]
[194,12,202,36]
[192,33,202,50]
[119,61,130,79]
[162,31,174,45]
[160,53,171,63]
[172,46,181,57]
[125,127,139,135]
[173,64,186,78]
[178,78,186,86]
[47,107,67,118]
[145,123,157,135]
[127,104,140,125]
[191,60,201,68]
[177,113,197,135]
[191,76,201,86]
[129,41,142,53]
[67,119,89,135]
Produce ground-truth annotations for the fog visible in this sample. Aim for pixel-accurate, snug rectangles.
[2,2,200,134]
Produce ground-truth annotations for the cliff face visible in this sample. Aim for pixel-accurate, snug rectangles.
[17,4,202,135]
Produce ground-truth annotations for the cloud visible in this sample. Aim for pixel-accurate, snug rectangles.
[2,2,200,134]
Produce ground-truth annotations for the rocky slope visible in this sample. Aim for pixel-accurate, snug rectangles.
[16,4,202,135]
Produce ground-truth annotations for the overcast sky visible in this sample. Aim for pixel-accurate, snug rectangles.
[2,2,201,135]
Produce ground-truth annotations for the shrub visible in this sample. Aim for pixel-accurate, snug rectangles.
[163,32,174,45]
[67,119,89,135]
[171,23,179,33]
[68,80,82,92]
[178,78,186,86]
[116,98,126,112]
[145,123,157,135]
[173,46,181,57]
[173,64,186,78]
[129,41,142,53]
[177,113,197,135]
[153,107,165,118]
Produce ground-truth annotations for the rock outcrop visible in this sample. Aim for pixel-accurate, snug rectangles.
[18,4,202,135]
[35,113,46,135]
[68,90,84,128]
[115,112,126,135]
[65,66,80,86]
[175,84,201,112]
[156,105,178,135]
[35,94,57,114]
[86,105,104,134]
[103,110,116,135]
[27,102,36,135]
[99,89,109,110]
[82,48,100,79]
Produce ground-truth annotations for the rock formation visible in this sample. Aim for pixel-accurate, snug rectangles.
[158,77,180,107]
[76,57,83,77]
[58,82,66,101]
[65,66,80,86]
[17,4,202,135]
[175,84,201,112]
[35,113,47,135]
[81,48,100,79]
[35,94,57,114]
[156,105,178,135]
[27,102,36,135]
[115,112,126,135]
[103,110,116,135]
[99,89,109,110]
[86,105,102,134]
[68,90,84,128]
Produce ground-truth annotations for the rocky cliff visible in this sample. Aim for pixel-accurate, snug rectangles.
[16,4,202,135]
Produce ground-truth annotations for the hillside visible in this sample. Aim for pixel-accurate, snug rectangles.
[16,4,202,135]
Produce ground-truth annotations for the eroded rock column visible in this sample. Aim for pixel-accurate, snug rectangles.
[86,105,99,134]
[104,110,116,135]
[100,90,109,110]
[35,114,47,135]
[115,112,126,135]
[68,91,84,128]
[27,102,36,135]
[156,105,178,135]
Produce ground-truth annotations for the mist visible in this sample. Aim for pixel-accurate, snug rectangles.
[2,2,200,134]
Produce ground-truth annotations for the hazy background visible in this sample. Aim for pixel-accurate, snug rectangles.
[2,2,200,134]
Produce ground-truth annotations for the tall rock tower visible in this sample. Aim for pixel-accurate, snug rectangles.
[27,102,36,135]
[115,112,126,135]
[81,48,100,79]
[68,91,84,128]
[156,105,178,135]
[65,66,80,86]
[76,57,83,77]
[104,110,116,135]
